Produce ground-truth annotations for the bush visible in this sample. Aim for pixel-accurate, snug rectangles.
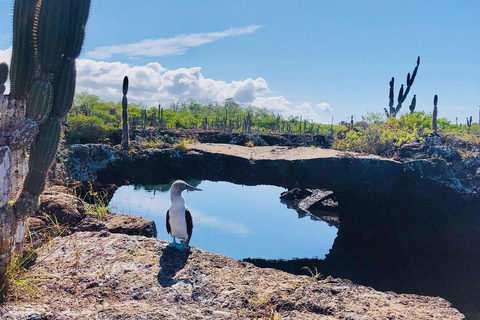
[65,115,117,144]
[332,112,432,156]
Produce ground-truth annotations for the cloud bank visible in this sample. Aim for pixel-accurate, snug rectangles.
[86,25,262,60]
[0,47,332,123]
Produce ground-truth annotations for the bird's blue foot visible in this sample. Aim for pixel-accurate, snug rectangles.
[167,237,179,248]
[178,242,190,250]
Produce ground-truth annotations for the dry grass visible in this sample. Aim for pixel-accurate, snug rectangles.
[175,138,197,152]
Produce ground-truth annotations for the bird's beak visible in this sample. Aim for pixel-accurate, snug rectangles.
[185,183,202,191]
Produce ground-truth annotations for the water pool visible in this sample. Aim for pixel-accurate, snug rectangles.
[109,180,337,260]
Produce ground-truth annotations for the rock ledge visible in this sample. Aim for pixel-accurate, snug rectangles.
[1,232,463,319]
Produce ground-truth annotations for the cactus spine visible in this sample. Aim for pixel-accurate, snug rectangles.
[122,76,129,150]
[432,95,438,134]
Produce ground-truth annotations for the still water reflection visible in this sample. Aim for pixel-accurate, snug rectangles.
[109,180,337,260]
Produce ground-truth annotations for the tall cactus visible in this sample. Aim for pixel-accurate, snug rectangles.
[0,62,8,95]
[1,0,90,299]
[385,57,420,118]
[432,95,438,134]
[122,76,129,150]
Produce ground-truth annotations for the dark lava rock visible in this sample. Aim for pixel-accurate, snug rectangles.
[105,213,157,238]
[72,214,106,232]
[38,191,86,225]
[229,134,268,146]
[398,141,425,158]
[428,145,462,162]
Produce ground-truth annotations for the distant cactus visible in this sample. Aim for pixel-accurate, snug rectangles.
[466,116,472,133]
[0,62,8,94]
[122,76,129,150]
[409,95,417,114]
[432,95,438,133]
[385,57,420,118]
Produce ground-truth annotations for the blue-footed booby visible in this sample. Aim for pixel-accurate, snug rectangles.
[166,180,202,249]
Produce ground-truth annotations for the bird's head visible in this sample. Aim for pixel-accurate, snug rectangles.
[170,180,202,197]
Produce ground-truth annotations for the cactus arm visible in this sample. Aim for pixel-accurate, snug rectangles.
[36,0,69,74]
[64,0,91,59]
[26,79,54,124]
[409,95,416,114]
[10,0,36,99]
[51,58,76,117]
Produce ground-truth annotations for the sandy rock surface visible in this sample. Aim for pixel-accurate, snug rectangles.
[1,232,463,319]
[189,143,385,161]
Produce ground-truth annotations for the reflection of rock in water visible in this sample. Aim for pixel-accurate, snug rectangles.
[280,188,339,227]
[134,180,202,193]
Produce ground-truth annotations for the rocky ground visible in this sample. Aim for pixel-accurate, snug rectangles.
[0,231,464,319]
[2,132,476,319]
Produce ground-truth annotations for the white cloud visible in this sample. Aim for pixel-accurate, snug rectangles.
[86,25,262,60]
[0,46,11,65]
[252,96,292,113]
[0,46,333,123]
[284,102,323,122]
[192,209,250,236]
[75,58,268,105]
[253,98,332,123]
[317,102,332,112]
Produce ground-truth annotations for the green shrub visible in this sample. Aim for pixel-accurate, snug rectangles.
[65,114,117,144]
[333,112,432,156]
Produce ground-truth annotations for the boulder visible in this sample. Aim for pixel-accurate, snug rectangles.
[398,141,425,158]
[72,214,106,232]
[428,145,462,162]
[38,191,86,226]
[105,213,157,238]
[229,134,268,146]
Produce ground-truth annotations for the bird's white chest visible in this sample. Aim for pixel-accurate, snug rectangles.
[168,200,188,239]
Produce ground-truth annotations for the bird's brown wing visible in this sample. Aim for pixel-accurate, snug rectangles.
[185,209,193,246]
[166,210,171,235]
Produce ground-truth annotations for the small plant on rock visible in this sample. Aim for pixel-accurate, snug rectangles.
[302,266,324,281]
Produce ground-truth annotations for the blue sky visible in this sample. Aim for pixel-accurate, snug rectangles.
[0,0,479,123]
